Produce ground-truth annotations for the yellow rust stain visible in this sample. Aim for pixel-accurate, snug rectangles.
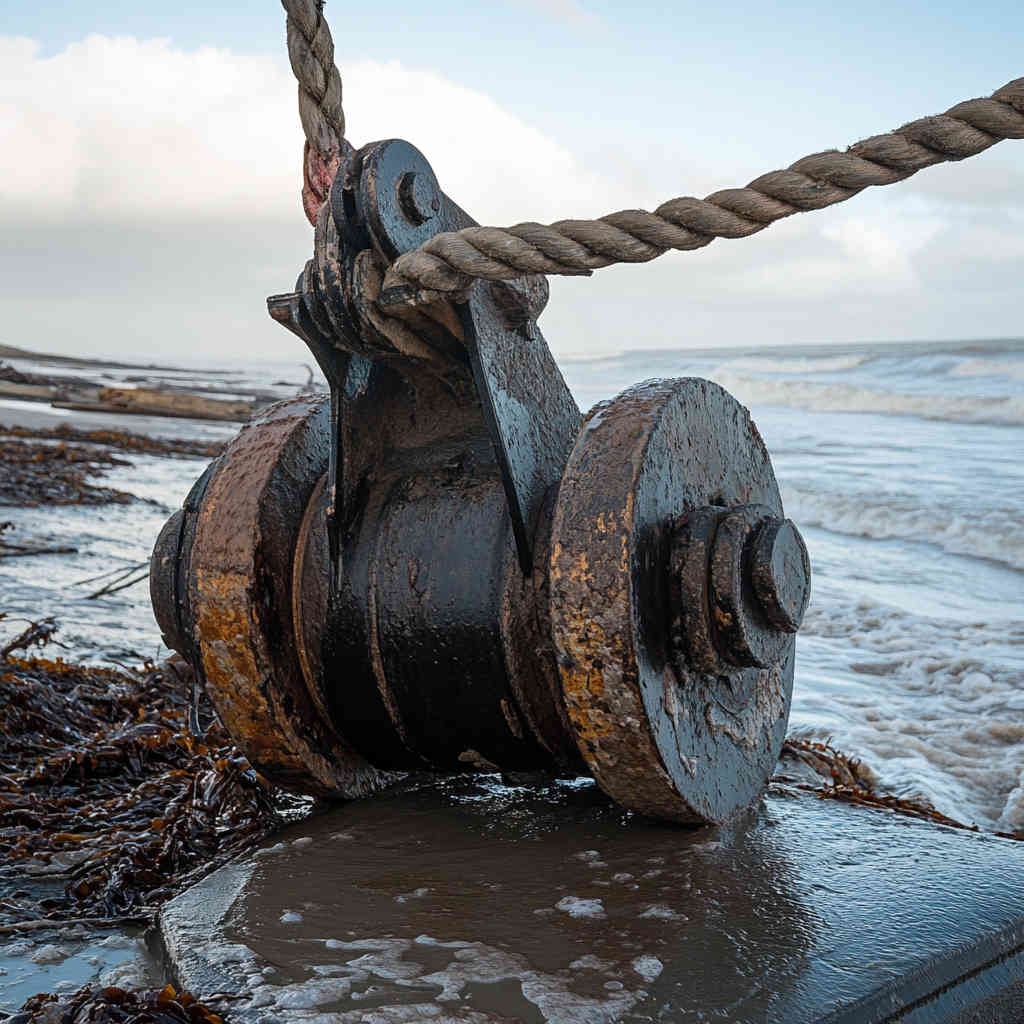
[551,511,633,749]
[195,568,305,773]
[559,607,611,741]
[549,542,587,585]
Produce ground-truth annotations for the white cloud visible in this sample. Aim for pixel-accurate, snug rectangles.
[0,33,1021,361]
[0,35,299,221]
[0,34,616,225]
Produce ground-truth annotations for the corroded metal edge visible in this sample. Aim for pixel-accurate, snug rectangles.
[549,378,795,823]
[190,395,390,798]
[550,381,697,822]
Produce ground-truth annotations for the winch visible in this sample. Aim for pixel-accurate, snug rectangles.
[150,138,811,824]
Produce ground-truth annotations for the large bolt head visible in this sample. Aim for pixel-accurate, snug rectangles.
[673,505,812,671]
[751,518,811,633]
[709,505,789,669]
[397,170,440,226]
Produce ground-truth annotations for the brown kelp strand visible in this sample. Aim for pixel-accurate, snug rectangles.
[0,421,223,505]
[0,424,224,460]
[778,738,1024,840]
[0,616,62,660]
[0,439,136,507]
[14,983,225,1024]
[0,425,225,508]
[0,653,286,928]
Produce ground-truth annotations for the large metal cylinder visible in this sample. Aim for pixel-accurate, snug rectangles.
[152,137,812,824]
[152,374,810,824]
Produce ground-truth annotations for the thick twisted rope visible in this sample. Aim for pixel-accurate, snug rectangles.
[380,77,1024,303]
[282,0,347,224]
[276,12,1023,302]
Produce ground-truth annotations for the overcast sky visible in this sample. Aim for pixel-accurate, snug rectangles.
[1,2,1021,364]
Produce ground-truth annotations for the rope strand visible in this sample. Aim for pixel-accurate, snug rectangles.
[274,8,1021,301]
[381,77,1024,301]
[282,0,346,223]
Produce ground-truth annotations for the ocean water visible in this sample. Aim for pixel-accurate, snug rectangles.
[1,337,1021,834]
[560,338,1024,833]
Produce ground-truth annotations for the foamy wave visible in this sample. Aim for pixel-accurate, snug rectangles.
[793,595,1024,829]
[710,371,1024,425]
[723,354,868,375]
[783,487,1024,572]
[948,357,1024,381]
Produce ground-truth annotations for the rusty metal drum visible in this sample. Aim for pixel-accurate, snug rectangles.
[549,378,803,824]
[150,138,812,826]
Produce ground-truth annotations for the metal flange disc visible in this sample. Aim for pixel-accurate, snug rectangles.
[548,378,795,824]
[188,395,389,798]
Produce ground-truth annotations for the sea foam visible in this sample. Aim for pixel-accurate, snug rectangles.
[794,594,1024,830]
[784,486,1024,572]
[709,370,1024,426]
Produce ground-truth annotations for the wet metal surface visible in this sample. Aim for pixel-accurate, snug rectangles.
[153,138,812,824]
[549,379,793,824]
[184,395,387,798]
[158,779,1024,1023]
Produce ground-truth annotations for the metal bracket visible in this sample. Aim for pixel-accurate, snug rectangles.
[268,139,580,574]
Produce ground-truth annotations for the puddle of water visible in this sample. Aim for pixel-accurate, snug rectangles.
[0,928,159,1012]
[161,774,1024,1023]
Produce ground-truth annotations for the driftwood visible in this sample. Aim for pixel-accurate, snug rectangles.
[0,543,78,559]
[72,560,151,600]
[0,615,61,659]
[0,380,59,402]
[54,386,258,423]
[0,520,77,560]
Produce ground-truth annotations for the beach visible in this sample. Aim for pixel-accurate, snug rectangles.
[1,335,1022,1016]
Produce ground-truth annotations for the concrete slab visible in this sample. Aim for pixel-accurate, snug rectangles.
[158,777,1024,1023]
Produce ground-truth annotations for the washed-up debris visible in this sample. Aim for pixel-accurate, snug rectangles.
[0,616,62,659]
[0,425,223,460]
[14,983,224,1024]
[0,438,135,507]
[0,427,223,508]
[0,360,93,393]
[778,738,1024,840]
[72,562,152,601]
[0,522,77,562]
[0,354,270,422]
[54,387,259,424]
[0,646,295,1021]
[0,520,77,561]
[0,652,286,929]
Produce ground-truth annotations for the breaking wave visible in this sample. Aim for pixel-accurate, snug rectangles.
[948,357,1024,381]
[783,486,1024,573]
[722,354,870,375]
[710,370,1024,426]
[793,594,1024,830]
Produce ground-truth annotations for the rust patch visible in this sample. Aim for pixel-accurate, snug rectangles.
[549,379,795,824]
[188,397,392,798]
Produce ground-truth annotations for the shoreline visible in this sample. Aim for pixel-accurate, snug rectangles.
[1,343,313,429]
[0,343,227,376]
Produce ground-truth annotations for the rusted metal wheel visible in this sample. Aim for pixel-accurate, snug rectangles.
[549,378,801,824]
[184,396,390,797]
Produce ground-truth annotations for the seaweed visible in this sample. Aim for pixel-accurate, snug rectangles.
[13,984,224,1024]
[778,737,1024,840]
[0,427,222,508]
[0,654,285,929]
[0,439,135,507]
[0,617,61,659]
[0,425,223,460]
